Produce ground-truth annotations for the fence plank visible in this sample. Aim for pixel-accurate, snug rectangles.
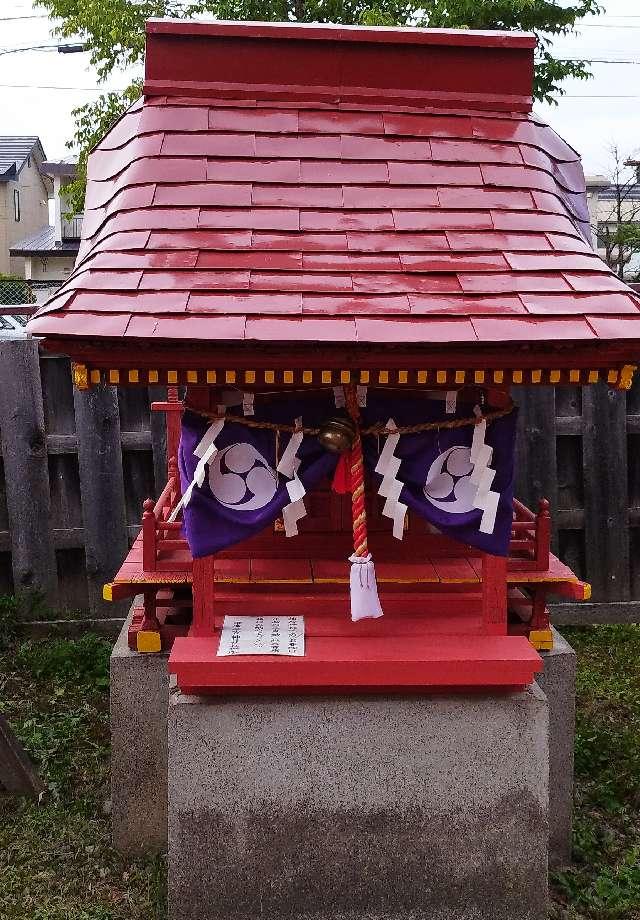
[73,383,129,616]
[0,339,57,606]
[582,384,630,601]
[40,356,76,435]
[514,385,558,549]
[0,713,44,797]
[149,385,168,496]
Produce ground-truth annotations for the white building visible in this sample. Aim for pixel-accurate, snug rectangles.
[10,159,82,304]
[0,137,51,278]
[585,171,640,281]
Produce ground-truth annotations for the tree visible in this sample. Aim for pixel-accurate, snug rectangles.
[36,0,602,213]
[592,147,640,281]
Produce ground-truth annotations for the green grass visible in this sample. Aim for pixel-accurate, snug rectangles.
[0,624,166,920]
[1,600,640,919]
[551,625,640,920]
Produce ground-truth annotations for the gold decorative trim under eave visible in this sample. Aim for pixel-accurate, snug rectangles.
[619,364,637,390]
[71,365,638,391]
[71,362,89,390]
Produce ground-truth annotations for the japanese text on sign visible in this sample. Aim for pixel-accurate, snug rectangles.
[217,616,305,656]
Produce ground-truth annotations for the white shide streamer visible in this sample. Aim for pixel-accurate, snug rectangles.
[333,385,367,408]
[374,417,407,540]
[167,417,226,523]
[276,417,307,537]
[374,407,501,538]
[470,406,500,534]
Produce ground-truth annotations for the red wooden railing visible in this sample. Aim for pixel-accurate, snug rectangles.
[141,456,183,572]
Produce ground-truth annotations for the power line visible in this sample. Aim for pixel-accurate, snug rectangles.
[0,14,49,20]
[563,95,640,99]
[0,82,635,98]
[0,42,86,56]
[2,9,640,23]
[0,83,125,91]
[0,44,59,56]
[558,57,640,64]
[581,22,640,28]
[0,43,56,53]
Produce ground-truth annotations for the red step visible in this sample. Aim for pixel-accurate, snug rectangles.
[169,633,542,694]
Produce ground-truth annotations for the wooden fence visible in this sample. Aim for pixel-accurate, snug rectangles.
[0,339,168,628]
[0,336,639,630]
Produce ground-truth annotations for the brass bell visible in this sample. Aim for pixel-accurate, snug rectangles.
[317,415,357,453]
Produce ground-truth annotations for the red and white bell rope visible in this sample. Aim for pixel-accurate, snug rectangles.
[345,384,383,622]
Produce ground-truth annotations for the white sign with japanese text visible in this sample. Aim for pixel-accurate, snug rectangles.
[217,615,305,657]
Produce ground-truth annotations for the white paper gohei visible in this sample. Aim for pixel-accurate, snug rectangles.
[216,615,305,657]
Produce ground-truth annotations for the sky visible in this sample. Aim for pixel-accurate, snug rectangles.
[0,0,639,178]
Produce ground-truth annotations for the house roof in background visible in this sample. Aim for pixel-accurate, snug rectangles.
[598,185,640,203]
[26,20,640,368]
[0,314,29,339]
[42,159,77,180]
[586,173,640,202]
[0,137,45,181]
[10,225,80,257]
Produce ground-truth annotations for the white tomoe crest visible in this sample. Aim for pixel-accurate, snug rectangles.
[208,442,278,511]
[422,409,500,534]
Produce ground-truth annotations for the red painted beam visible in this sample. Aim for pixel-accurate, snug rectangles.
[35,339,640,372]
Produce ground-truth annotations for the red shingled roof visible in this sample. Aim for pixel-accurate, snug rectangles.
[28,20,640,362]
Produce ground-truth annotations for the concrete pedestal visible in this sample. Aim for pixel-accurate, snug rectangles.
[110,613,577,883]
[167,685,549,920]
[537,628,577,869]
[110,605,169,855]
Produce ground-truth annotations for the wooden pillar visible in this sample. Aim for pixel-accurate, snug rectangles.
[535,499,551,570]
[191,555,216,637]
[73,381,129,614]
[481,553,508,635]
[165,386,182,464]
[142,499,157,571]
[582,383,630,601]
[0,338,58,606]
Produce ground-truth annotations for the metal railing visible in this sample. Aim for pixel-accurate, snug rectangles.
[61,215,83,240]
[0,278,64,310]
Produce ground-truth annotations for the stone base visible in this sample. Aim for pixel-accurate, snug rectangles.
[537,627,577,869]
[110,604,169,855]
[168,685,549,920]
[110,613,577,878]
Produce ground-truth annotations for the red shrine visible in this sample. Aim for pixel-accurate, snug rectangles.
[28,20,640,694]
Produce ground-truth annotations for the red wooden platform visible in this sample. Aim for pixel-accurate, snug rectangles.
[108,538,588,597]
[153,552,567,691]
[111,494,584,692]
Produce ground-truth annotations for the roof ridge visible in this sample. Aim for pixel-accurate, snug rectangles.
[146,18,537,48]
[144,21,535,114]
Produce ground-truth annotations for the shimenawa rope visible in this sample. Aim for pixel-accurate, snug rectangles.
[197,400,515,437]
